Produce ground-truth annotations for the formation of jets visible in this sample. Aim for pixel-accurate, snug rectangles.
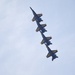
[30,7,58,61]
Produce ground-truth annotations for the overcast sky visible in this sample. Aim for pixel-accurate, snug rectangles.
[0,0,75,75]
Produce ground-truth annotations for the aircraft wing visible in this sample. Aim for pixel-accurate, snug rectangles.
[46,53,51,58]
[37,14,42,17]
[41,24,47,27]
[32,17,35,21]
[52,50,58,53]
[46,37,52,40]
[41,39,45,44]
[36,27,40,32]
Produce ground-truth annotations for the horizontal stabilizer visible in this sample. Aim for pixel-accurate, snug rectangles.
[52,55,58,61]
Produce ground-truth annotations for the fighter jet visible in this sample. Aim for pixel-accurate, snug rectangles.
[30,7,43,22]
[40,31,52,46]
[36,21,47,33]
[45,44,58,61]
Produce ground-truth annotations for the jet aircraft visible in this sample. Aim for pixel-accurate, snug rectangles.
[40,31,52,46]
[30,7,43,22]
[36,21,47,33]
[45,44,58,61]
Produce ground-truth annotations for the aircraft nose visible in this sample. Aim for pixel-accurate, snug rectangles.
[30,7,31,9]
[30,7,32,10]
[56,50,58,52]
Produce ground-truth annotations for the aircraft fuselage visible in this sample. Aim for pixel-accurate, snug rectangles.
[36,22,47,33]
[30,7,43,22]
[40,31,52,45]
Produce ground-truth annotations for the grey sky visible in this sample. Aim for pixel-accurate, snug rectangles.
[0,0,75,75]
